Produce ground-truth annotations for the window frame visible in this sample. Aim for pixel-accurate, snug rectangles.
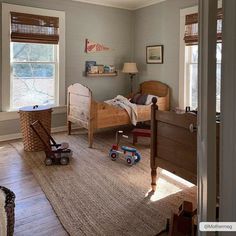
[1,3,65,112]
[179,6,222,111]
[179,6,198,109]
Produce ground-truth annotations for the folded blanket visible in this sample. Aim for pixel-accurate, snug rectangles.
[105,95,138,125]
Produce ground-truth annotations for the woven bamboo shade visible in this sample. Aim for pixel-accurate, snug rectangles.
[11,12,59,44]
[184,8,222,45]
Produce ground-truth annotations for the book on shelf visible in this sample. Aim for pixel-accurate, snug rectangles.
[85,61,96,72]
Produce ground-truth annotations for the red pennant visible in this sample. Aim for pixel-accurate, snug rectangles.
[85,39,110,53]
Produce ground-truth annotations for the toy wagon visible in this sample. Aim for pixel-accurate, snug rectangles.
[30,120,72,166]
[109,131,141,166]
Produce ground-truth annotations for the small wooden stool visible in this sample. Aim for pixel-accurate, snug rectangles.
[131,128,151,145]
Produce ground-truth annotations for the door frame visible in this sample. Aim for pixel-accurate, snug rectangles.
[197,0,217,234]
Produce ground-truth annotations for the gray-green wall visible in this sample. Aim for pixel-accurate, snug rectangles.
[134,0,197,108]
[0,0,133,135]
[0,0,198,137]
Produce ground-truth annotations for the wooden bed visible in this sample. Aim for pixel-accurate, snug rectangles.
[150,98,219,191]
[67,81,170,147]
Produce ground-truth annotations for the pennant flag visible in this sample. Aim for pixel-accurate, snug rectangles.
[85,39,110,53]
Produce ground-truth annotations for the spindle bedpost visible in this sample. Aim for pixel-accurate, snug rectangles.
[151,97,158,191]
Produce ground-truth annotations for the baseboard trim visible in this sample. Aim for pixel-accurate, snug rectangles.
[0,126,68,142]
[0,133,22,142]
[0,124,122,143]
[52,126,68,133]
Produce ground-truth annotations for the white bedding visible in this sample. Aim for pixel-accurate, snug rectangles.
[105,95,138,125]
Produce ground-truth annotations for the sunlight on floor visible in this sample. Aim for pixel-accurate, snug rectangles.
[161,170,195,188]
[145,169,195,202]
[146,178,182,202]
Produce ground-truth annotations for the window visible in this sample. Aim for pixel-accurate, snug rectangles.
[2,4,65,111]
[179,7,222,112]
[11,43,57,109]
[185,44,221,112]
[185,45,198,109]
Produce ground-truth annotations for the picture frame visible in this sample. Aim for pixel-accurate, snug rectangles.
[146,45,163,64]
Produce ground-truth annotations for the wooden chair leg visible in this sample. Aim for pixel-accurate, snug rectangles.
[151,169,157,191]
[133,135,138,145]
[68,121,72,135]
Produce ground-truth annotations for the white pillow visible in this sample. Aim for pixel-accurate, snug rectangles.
[145,95,158,105]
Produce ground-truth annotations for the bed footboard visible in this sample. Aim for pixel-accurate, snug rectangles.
[150,97,198,191]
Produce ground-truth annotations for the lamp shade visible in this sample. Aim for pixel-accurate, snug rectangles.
[122,63,138,74]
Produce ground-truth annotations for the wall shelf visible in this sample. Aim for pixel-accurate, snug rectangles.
[86,71,118,77]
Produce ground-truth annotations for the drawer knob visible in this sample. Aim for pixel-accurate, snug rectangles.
[189,124,197,133]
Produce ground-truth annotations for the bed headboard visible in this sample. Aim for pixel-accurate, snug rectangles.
[140,80,170,110]
[140,80,169,97]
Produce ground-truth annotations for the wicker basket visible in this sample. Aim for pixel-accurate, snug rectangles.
[0,186,15,236]
[19,105,52,151]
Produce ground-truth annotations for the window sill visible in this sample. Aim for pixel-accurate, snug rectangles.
[0,105,67,122]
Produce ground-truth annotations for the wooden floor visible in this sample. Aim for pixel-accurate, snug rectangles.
[0,134,170,236]
[0,140,68,236]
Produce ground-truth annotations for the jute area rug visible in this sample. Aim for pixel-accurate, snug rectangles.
[12,129,196,236]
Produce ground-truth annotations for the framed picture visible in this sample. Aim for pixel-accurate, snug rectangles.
[146,45,163,64]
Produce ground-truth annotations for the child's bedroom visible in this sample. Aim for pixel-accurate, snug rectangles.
[1,0,235,235]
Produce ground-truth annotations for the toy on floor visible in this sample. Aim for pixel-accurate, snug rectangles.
[30,120,72,166]
[109,130,141,165]
[156,201,197,236]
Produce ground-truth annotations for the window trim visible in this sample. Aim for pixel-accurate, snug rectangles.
[179,6,198,109]
[1,3,65,111]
